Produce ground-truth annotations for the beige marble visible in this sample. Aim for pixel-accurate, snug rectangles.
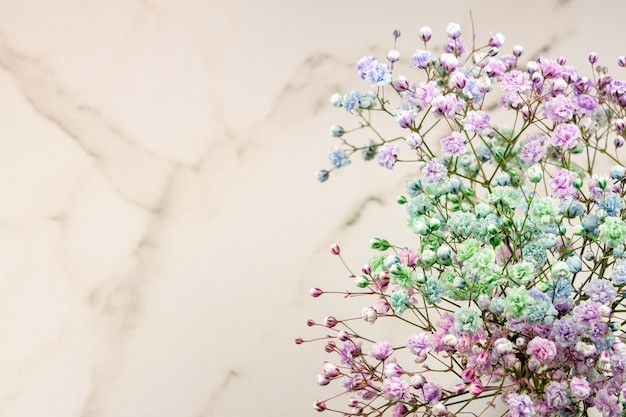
[0,0,623,416]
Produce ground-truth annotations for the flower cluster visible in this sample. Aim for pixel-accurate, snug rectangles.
[298,22,626,417]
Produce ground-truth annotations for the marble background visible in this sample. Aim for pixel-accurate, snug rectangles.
[0,0,624,416]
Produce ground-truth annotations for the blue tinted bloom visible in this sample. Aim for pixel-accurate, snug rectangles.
[550,317,580,347]
[422,275,444,304]
[610,164,625,179]
[390,289,410,314]
[342,90,361,113]
[328,147,351,168]
[612,259,626,284]
[599,193,624,217]
[559,198,584,218]
[584,279,617,303]
[411,49,435,68]
[548,277,574,299]
[454,308,483,334]
[315,170,329,182]
[364,63,392,87]
[581,214,600,232]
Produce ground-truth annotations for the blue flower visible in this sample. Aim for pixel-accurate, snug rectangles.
[342,90,362,113]
[328,147,351,168]
[599,193,624,217]
[410,49,434,69]
[364,63,392,87]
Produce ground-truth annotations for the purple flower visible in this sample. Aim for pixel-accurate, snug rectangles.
[502,70,532,92]
[612,259,626,284]
[407,332,431,358]
[595,388,621,417]
[538,58,562,78]
[411,49,435,69]
[378,143,400,169]
[507,393,535,417]
[549,169,576,199]
[431,93,464,118]
[574,93,599,115]
[441,132,466,156]
[584,279,617,303]
[421,158,447,182]
[520,133,546,164]
[370,340,394,361]
[414,81,441,107]
[570,376,591,400]
[462,110,492,134]
[483,58,507,77]
[419,383,442,404]
[339,341,362,365]
[545,381,569,410]
[444,37,466,56]
[356,56,377,79]
[543,94,574,122]
[382,377,410,401]
[572,300,601,326]
[551,317,580,347]
[552,123,581,149]
[526,336,557,363]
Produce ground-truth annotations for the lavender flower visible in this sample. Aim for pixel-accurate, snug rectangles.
[377,143,399,169]
[440,132,466,156]
[421,158,447,182]
[507,393,535,417]
[552,123,581,149]
[382,377,409,401]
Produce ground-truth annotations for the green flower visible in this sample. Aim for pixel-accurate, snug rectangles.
[506,261,536,285]
[529,197,559,227]
[390,264,416,288]
[440,271,470,300]
[390,289,410,315]
[598,216,626,248]
[526,298,558,324]
[448,211,477,237]
[368,253,386,277]
[505,286,534,319]
[466,248,497,275]
[487,186,523,209]
[457,238,481,261]
[454,308,483,334]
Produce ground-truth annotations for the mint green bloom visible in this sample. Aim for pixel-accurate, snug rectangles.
[440,271,470,300]
[466,248,497,275]
[487,186,523,209]
[369,253,386,278]
[529,197,559,227]
[390,289,410,315]
[454,308,483,334]
[598,216,626,248]
[457,238,481,261]
[359,91,377,109]
[526,298,558,324]
[550,261,570,280]
[448,211,476,237]
[507,261,536,285]
[505,286,534,318]
[474,203,494,218]
[390,263,416,288]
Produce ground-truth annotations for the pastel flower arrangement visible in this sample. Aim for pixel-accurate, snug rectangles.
[297,22,626,417]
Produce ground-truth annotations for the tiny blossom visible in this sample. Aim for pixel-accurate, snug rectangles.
[440,132,466,156]
[507,393,535,417]
[544,94,574,122]
[527,337,557,363]
[462,110,492,134]
[585,279,617,303]
[420,383,443,404]
[356,56,377,79]
[549,169,576,199]
[598,216,626,247]
[552,123,581,149]
[364,62,393,87]
[414,81,441,107]
[377,143,399,169]
[382,377,410,401]
[421,158,447,182]
[342,90,362,113]
[411,49,435,68]
[328,147,351,168]
[520,134,546,164]
[454,308,483,334]
[407,332,431,359]
[370,341,394,361]
[573,93,600,115]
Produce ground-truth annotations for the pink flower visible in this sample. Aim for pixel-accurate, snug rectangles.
[370,340,394,360]
[382,377,410,401]
[549,169,576,199]
[526,336,557,363]
[552,123,580,149]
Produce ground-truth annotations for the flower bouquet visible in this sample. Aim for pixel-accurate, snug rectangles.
[297,21,626,417]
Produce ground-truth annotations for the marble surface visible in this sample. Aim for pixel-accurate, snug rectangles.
[0,1,624,416]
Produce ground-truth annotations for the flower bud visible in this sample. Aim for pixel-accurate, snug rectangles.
[432,403,448,416]
[573,178,583,189]
[361,306,378,324]
[610,165,625,179]
[468,380,485,396]
[387,49,400,63]
[599,350,611,367]
[337,330,350,341]
[330,243,341,255]
[372,298,390,314]
[615,118,626,132]
[446,22,461,38]
[454,383,466,394]
[324,316,338,328]
[392,75,410,91]
[437,245,451,260]
[314,400,327,412]
[443,334,458,347]
[597,178,607,189]
[489,32,505,47]
[429,217,441,230]
[324,341,336,352]
[310,288,323,297]
[407,132,423,148]
[330,124,344,137]
[599,304,612,318]
[526,165,543,183]
[295,337,303,344]
[370,238,390,250]
[384,362,403,377]
[330,93,343,107]
[421,249,436,265]
[419,26,432,42]
[322,362,340,377]
[513,45,524,58]
[354,275,369,288]
[393,29,401,39]
[461,367,475,383]
[588,52,598,64]
[316,374,330,385]
[619,56,626,68]
[411,374,425,388]
[488,47,499,57]
[615,136,625,148]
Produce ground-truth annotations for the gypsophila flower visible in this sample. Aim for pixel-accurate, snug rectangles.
[440,132,466,156]
[421,158,447,182]
[377,143,399,169]
[304,22,626,417]
[552,123,581,149]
